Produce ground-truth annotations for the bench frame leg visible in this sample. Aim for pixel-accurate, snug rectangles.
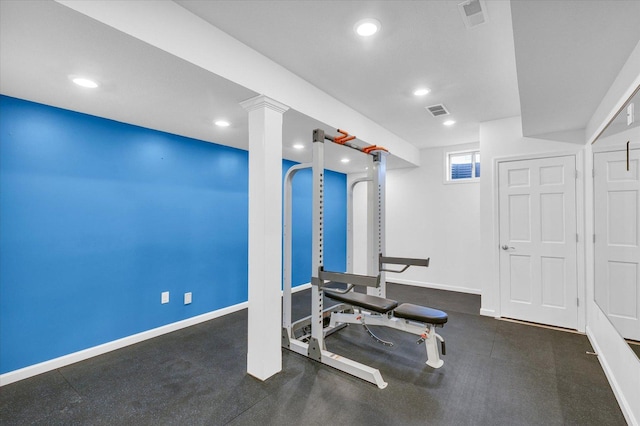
[424,324,444,368]
[329,311,445,369]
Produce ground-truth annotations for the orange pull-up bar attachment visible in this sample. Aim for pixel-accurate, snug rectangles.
[322,128,389,156]
[335,136,356,145]
[363,145,389,154]
[334,129,356,145]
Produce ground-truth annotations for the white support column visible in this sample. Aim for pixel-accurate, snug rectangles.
[241,95,289,381]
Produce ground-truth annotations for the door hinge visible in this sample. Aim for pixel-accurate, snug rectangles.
[575,170,578,179]
[577,298,580,307]
[576,233,579,243]
[593,234,596,243]
[592,169,595,178]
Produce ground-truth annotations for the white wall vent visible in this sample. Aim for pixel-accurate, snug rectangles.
[458,0,488,29]
[426,104,450,117]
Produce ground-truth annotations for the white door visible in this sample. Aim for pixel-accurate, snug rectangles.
[498,156,578,329]
[594,149,640,341]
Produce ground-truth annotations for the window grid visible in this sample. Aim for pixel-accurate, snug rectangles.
[447,150,480,182]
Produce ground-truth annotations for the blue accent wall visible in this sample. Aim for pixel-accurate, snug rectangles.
[0,95,346,374]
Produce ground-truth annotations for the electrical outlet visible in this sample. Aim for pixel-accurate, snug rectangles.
[184,292,192,305]
[161,291,169,304]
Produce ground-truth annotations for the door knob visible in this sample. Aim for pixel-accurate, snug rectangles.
[501,245,514,250]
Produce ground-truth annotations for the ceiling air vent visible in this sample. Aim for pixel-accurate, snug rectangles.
[425,104,450,117]
[458,0,488,29]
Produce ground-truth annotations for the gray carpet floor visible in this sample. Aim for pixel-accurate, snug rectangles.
[0,284,627,425]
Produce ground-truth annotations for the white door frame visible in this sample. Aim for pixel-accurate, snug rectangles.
[492,150,586,332]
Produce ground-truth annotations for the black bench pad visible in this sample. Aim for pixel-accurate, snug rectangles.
[394,303,448,325]
[324,290,398,313]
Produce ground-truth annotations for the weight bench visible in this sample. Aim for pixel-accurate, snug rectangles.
[324,288,448,368]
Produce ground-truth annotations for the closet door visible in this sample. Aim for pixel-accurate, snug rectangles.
[499,155,578,329]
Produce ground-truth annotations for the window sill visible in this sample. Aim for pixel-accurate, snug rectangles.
[443,178,480,185]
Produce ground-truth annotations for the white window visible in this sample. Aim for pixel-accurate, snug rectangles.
[446,150,480,182]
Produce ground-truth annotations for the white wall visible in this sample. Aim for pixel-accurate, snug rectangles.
[352,143,482,294]
[584,41,640,426]
[478,116,584,317]
[587,139,639,424]
[479,110,639,423]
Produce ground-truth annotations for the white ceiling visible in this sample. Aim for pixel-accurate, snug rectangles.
[0,0,256,150]
[176,0,521,148]
[1,0,639,173]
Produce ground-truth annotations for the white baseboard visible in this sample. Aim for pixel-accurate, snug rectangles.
[389,278,481,295]
[291,282,311,293]
[585,326,637,426]
[0,301,248,387]
[1,283,314,387]
[480,308,497,317]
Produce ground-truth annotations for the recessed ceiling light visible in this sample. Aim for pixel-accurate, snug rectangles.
[293,143,304,150]
[72,77,98,89]
[443,120,456,126]
[413,88,431,96]
[341,158,350,163]
[214,120,230,127]
[354,19,381,37]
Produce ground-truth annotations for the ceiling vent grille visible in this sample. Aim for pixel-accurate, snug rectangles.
[426,104,450,117]
[458,0,488,29]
